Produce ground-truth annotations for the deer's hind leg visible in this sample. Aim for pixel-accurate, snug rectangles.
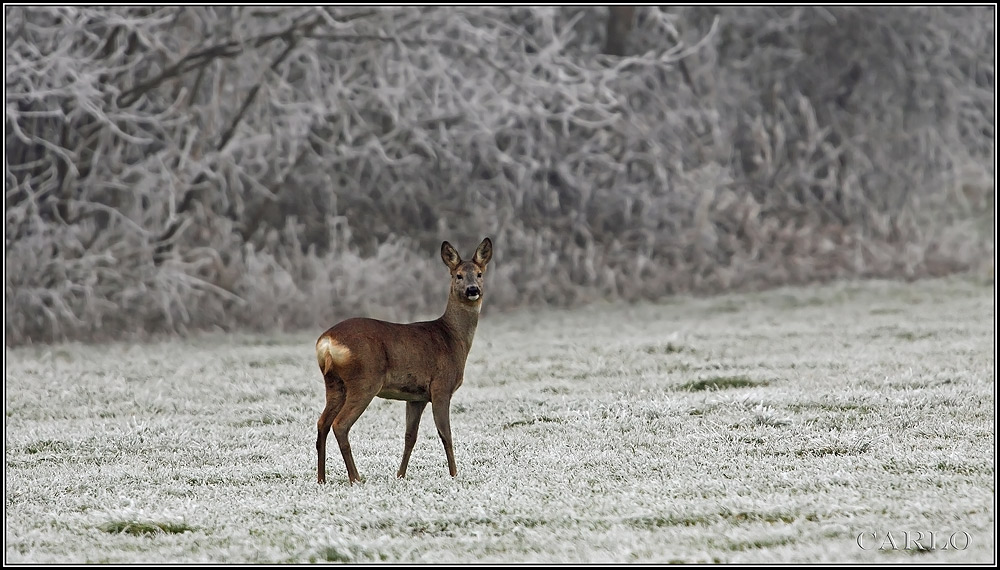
[317,374,346,484]
[330,374,380,484]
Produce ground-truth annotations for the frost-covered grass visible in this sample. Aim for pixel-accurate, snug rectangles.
[4,277,995,563]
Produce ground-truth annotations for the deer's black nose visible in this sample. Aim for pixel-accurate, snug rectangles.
[465,286,481,297]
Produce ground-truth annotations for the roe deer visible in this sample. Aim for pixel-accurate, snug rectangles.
[315,237,494,484]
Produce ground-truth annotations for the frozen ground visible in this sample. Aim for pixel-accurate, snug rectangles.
[4,276,995,563]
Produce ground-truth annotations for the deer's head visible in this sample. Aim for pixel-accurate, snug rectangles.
[441,237,493,304]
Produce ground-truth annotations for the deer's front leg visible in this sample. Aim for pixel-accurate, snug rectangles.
[430,392,457,477]
[398,400,428,478]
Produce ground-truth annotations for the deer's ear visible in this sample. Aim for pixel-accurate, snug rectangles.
[441,241,462,269]
[473,237,493,266]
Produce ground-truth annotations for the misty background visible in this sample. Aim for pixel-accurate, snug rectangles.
[5,6,994,345]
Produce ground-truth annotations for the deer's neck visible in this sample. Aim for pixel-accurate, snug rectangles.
[440,296,481,353]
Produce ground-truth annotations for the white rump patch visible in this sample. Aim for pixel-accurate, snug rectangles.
[316,337,352,371]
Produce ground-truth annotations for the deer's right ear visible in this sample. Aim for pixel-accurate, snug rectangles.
[441,241,462,269]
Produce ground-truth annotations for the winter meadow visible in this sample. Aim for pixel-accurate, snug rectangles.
[4,6,995,563]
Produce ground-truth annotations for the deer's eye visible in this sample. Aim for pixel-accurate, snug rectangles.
[477,272,483,278]
[456,274,463,280]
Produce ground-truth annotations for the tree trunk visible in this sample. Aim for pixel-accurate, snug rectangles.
[604,6,635,56]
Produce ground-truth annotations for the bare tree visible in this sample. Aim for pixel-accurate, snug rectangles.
[5,6,993,345]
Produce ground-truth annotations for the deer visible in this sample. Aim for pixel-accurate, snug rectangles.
[314,237,494,484]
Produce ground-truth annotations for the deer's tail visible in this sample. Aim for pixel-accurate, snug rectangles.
[316,337,352,376]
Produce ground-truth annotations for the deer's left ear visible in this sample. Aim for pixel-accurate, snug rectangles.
[441,241,462,270]
[473,237,493,266]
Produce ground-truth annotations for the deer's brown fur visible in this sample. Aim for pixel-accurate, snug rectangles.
[315,237,494,484]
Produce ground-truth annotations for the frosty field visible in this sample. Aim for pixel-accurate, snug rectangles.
[4,277,995,563]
